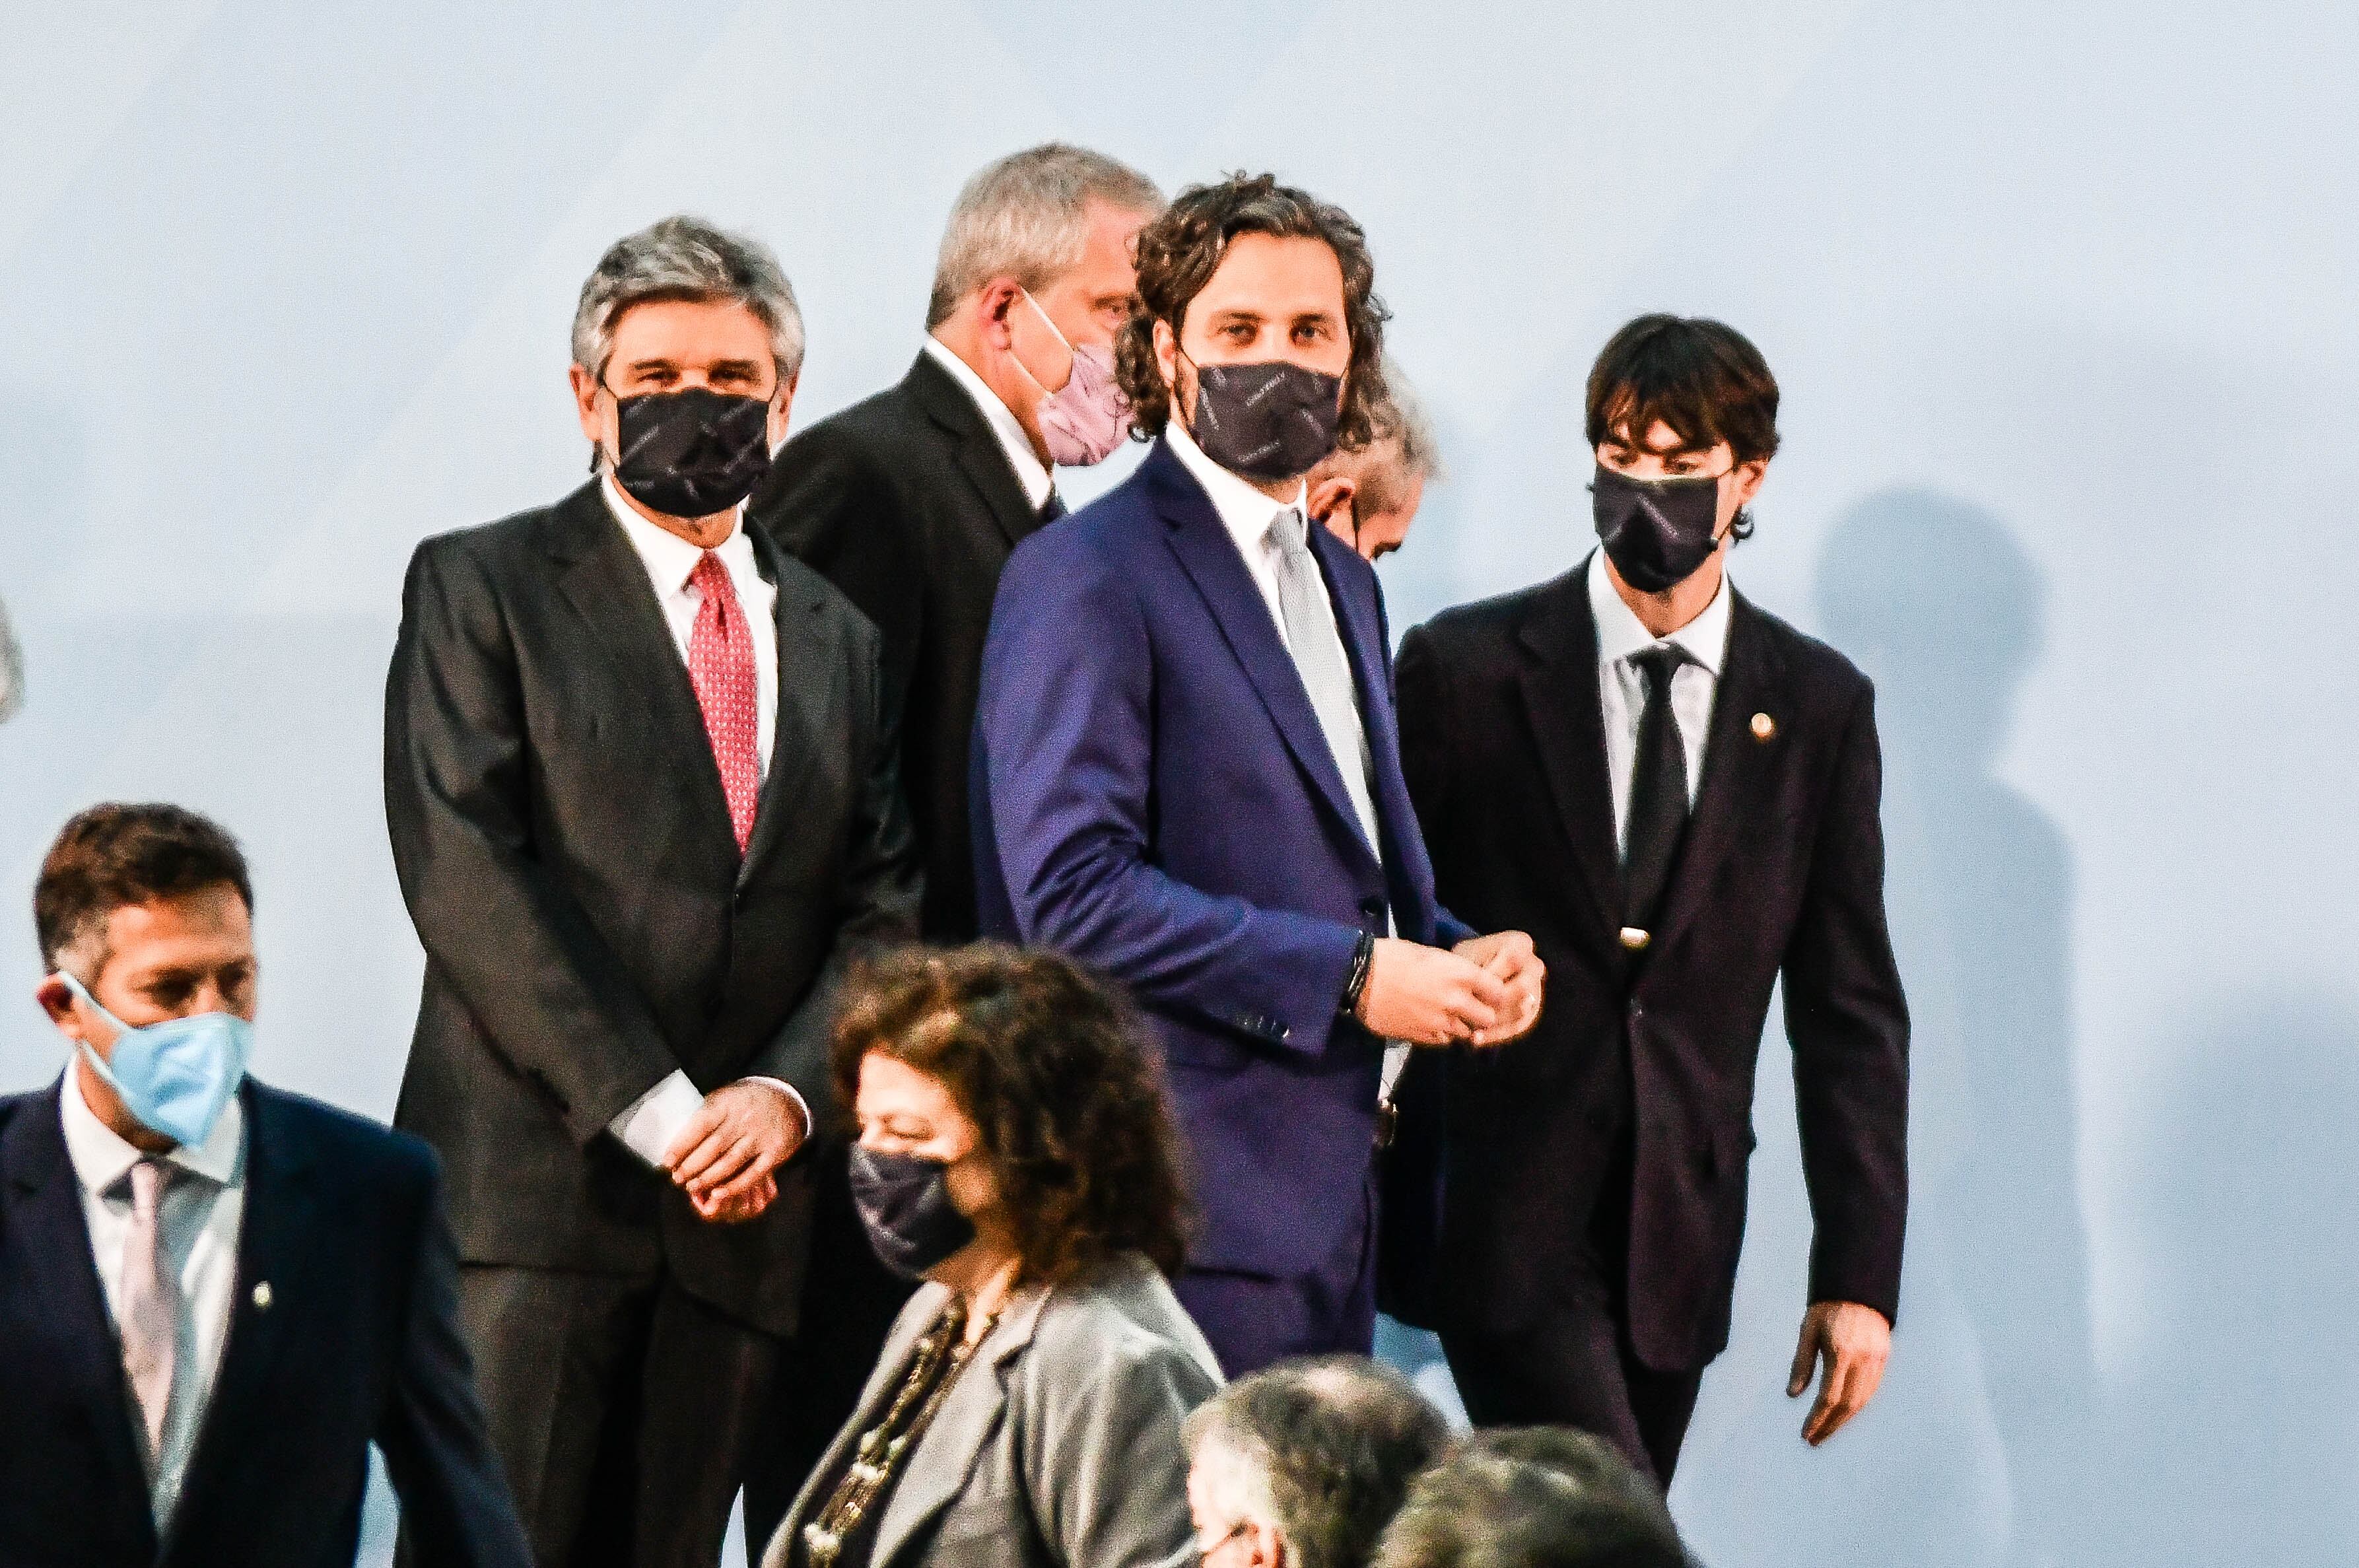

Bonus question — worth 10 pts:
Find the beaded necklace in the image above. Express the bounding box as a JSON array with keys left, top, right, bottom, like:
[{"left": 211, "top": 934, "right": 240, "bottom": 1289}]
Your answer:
[{"left": 801, "top": 1297, "right": 997, "bottom": 1568}]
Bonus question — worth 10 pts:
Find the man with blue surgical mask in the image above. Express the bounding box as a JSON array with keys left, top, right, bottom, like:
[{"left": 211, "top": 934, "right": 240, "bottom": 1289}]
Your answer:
[{"left": 0, "top": 802, "right": 529, "bottom": 1567}]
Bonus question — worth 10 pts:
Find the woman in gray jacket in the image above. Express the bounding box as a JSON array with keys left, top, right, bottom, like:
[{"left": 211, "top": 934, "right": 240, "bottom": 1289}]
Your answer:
[{"left": 765, "top": 944, "right": 1223, "bottom": 1568}]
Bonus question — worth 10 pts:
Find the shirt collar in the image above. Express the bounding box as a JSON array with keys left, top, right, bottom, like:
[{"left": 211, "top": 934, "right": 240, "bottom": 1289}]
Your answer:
[
  {"left": 599, "top": 475, "right": 755, "bottom": 595},
  {"left": 921, "top": 336, "right": 1053, "bottom": 510},
  {"left": 59, "top": 1065, "right": 246, "bottom": 1196},
  {"left": 1586, "top": 548, "right": 1733, "bottom": 676},
  {"left": 1165, "top": 420, "right": 1309, "bottom": 564}
]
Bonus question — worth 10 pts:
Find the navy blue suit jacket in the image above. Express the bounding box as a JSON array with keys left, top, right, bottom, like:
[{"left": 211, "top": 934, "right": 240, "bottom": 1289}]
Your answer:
[
  {"left": 0, "top": 1077, "right": 530, "bottom": 1568},
  {"left": 973, "top": 438, "right": 1470, "bottom": 1277}
]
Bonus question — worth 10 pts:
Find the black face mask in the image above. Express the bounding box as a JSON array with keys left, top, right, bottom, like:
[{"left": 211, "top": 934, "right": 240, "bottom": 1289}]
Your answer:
[
  {"left": 1590, "top": 463, "right": 1724, "bottom": 592},
  {"left": 608, "top": 386, "right": 773, "bottom": 518},
  {"left": 1184, "top": 356, "right": 1344, "bottom": 481},
  {"left": 848, "top": 1144, "right": 977, "bottom": 1281}
]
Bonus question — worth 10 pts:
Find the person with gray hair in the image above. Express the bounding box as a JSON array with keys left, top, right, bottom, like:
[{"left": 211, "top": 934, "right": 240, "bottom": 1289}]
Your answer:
[
  {"left": 1308, "top": 359, "right": 1441, "bottom": 562},
  {"left": 748, "top": 142, "right": 1159, "bottom": 944},
  {"left": 1184, "top": 1357, "right": 1449, "bottom": 1568},
  {"left": 1371, "top": 1428, "right": 1686, "bottom": 1568},
  {"left": 385, "top": 213, "right": 922, "bottom": 1567},
  {"left": 739, "top": 149, "right": 1160, "bottom": 1549}
]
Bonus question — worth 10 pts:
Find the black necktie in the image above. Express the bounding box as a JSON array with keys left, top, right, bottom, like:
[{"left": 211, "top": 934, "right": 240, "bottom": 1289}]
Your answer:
[
  {"left": 1622, "top": 644, "right": 1692, "bottom": 944},
  {"left": 1038, "top": 487, "right": 1067, "bottom": 525}
]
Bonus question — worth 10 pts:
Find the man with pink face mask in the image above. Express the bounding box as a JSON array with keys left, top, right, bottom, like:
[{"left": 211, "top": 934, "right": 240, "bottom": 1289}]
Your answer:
[
  {"left": 749, "top": 143, "right": 1161, "bottom": 947},
  {"left": 737, "top": 143, "right": 1160, "bottom": 1549}
]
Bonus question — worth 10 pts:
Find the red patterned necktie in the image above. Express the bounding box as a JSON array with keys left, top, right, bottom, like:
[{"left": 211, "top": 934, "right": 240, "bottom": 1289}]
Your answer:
[{"left": 685, "top": 551, "right": 761, "bottom": 852}]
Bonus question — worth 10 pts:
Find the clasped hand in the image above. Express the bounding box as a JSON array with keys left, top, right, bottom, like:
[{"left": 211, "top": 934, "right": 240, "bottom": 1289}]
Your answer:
[
  {"left": 1355, "top": 932, "right": 1544, "bottom": 1048},
  {"left": 660, "top": 1081, "right": 805, "bottom": 1224}
]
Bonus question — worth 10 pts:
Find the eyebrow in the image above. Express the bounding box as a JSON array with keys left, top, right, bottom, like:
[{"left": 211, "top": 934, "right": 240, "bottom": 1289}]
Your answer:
[{"left": 1603, "top": 432, "right": 1709, "bottom": 459}]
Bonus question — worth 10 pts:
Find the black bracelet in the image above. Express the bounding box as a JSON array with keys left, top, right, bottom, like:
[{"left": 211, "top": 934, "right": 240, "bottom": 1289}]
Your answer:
[{"left": 1339, "top": 929, "right": 1377, "bottom": 1017}]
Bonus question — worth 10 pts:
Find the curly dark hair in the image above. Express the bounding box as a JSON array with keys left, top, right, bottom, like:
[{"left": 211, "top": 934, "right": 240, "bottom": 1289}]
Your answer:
[
  {"left": 830, "top": 944, "right": 1192, "bottom": 1283},
  {"left": 1114, "top": 172, "right": 1391, "bottom": 451}
]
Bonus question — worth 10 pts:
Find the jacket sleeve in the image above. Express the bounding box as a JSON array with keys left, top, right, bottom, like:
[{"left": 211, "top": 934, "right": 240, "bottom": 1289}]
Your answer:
[
  {"left": 749, "top": 627, "right": 923, "bottom": 1135},
  {"left": 1018, "top": 1324, "right": 1220, "bottom": 1568},
  {"left": 974, "top": 535, "right": 1362, "bottom": 1055},
  {"left": 757, "top": 426, "right": 922, "bottom": 704},
  {"left": 384, "top": 537, "right": 679, "bottom": 1144},
  {"left": 375, "top": 1152, "right": 535, "bottom": 1568},
  {"left": 1394, "top": 625, "right": 1477, "bottom": 947},
  {"left": 1780, "top": 682, "right": 1911, "bottom": 1322}
]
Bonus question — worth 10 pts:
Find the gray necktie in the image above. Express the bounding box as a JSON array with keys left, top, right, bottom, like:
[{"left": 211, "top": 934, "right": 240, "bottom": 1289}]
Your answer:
[
  {"left": 1272, "top": 506, "right": 1379, "bottom": 852},
  {"left": 120, "top": 1157, "right": 179, "bottom": 1469}
]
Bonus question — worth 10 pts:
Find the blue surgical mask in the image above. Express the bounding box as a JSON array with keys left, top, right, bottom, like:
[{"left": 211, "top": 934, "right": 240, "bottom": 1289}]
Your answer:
[{"left": 59, "top": 972, "right": 252, "bottom": 1147}]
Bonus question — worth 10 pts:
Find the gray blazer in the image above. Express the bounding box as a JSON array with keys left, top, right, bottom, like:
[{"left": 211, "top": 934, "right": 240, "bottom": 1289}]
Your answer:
[{"left": 761, "top": 1253, "right": 1222, "bottom": 1568}]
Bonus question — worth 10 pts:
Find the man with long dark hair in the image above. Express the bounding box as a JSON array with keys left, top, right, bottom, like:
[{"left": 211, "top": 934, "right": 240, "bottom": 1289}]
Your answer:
[{"left": 972, "top": 174, "right": 1544, "bottom": 1376}]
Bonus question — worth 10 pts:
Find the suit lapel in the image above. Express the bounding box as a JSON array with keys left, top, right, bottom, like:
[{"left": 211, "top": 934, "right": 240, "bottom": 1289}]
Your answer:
[
  {"left": 868, "top": 1283, "right": 1050, "bottom": 1567},
  {"left": 1149, "top": 443, "right": 1383, "bottom": 877},
  {"left": 1, "top": 1080, "right": 157, "bottom": 1559},
  {"left": 547, "top": 483, "right": 738, "bottom": 853},
  {"left": 737, "top": 527, "right": 833, "bottom": 883},
  {"left": 165, "top": 1085, "right": 322, "bottom": 1561},
  {"left": 908, "top": 351, "right": 1043, "bottom": 549},
  {"left": 1652, "top": 592, "right": 1785, "bottom": 953},
  {"left": 1513, "top": 567, "right": 1624, "bottom": 938}
]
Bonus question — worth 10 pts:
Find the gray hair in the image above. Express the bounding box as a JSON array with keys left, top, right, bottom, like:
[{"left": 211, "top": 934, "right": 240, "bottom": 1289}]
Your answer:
[
  {"left": 1317, "top": 355, "right": 1441, "bottom": 508},
  {"left": 1373, "top": 1428, "right": 1686, "bottom": 1568},
  {"left": 1183, "top": 1357, "right": 1449, "bottom": 1568},
  {"left": 926, "top": 143, "right": 1163, "bottom": 327},
  {"left": 572, "top": 215, "right": 805, "bottom": 386}
]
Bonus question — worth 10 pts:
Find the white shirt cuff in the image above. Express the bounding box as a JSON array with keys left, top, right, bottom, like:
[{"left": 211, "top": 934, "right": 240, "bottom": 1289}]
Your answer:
[{"left": 606, "top": 1071, "right": 813, "bottom": 1169}]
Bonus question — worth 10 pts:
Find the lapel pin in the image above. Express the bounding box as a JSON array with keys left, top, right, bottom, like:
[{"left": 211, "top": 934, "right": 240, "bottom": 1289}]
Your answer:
[
  {"left": 1750, "top": 712, "right": 1776, "bottom": 741},
  {"left": 252, "top": 1281, "right": 273, "bottom": 1312}
]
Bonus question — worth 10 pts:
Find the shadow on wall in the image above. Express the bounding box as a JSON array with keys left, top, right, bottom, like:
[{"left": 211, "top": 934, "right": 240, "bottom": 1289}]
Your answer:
[
  {"left": 2090, "top": 993, "right": 2359, "bottom": 1568},
  {"left": 1814, "top": 491, "right": 2101, "bottom": 1568}
]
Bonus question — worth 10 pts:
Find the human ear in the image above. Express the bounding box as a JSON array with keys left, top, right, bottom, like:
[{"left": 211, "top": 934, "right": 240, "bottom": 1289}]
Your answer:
[
  {"left": 569, "top": 362, "right": 609, "bottom": 459},
  {"left": 1307, "top": 475, "right": 1356, "bottom": 528}
]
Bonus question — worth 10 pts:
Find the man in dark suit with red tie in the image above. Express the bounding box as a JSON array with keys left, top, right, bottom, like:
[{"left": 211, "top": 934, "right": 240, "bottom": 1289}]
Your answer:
[
  {"left": 1395, "top": 316, "right": 1909, "bottom": 1488},
  {"left": 383, "top": 216, "right": 919, "bottom": 1567}
]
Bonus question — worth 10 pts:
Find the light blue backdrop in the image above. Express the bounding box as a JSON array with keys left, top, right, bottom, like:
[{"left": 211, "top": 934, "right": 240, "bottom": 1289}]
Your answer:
[{"left": 4, "top": 3, "right": 2354, "bottom": 1563}]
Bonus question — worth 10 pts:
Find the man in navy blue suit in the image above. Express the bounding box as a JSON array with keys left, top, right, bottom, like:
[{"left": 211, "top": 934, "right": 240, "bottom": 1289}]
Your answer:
[
  {"left": 972, "top": 174, "right": 1545, "bottom": 1375},
  {"left": 0, "top": 803, "right": 529, "bottom": 1568}
]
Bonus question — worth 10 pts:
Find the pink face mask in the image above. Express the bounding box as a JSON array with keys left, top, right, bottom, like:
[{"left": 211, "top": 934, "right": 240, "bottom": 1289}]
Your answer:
[{"left": 1020, "top": 292, "right": 1132, "bottom": 467}]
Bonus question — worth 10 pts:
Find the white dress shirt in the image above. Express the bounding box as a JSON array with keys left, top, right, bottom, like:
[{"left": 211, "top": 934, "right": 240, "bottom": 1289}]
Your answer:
[
  {"left": 598, "top": 478, "right": 807, "bottom": 1163},
  {"left": 922, "top": 336, "right": 1054, "bottom": 510},
  {"left": 61, "top": 1071, "right": 245, "bottom": 1528},
  {"left": 1588, "top": 549, "right": 1733, "bottom": 852},
  {"left": 601, "top": 476, "right": 779, "bottom": 776},
  {"left": 1167, "top": 421, "right": 1379, "bottom": 841}
]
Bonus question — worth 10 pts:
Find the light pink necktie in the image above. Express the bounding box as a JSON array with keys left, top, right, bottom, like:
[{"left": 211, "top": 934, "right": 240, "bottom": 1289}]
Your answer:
[
  {"left": 686, "top": 551, "right": 762, "bottom": 853},
  {"left": 120, "top": 1158, "right": 178, "bottom": 1467}
]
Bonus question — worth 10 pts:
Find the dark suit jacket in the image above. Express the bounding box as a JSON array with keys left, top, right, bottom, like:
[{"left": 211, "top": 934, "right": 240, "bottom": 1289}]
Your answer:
[
  {"left": 1396, "top": 557, "right": 1909, "bottom": 1370},
  {"left": 384, "top": 481, "right": 921, "bottom": 1335},
  {"left": 0, "top": 1078, "right": 530, "bottom": 1568},
  {"left": 973, "top": 438, "right": 1472, "bottom": 1278},
  {"left": 749, "top": 351, "right": 1047, "bottom": 943}
]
